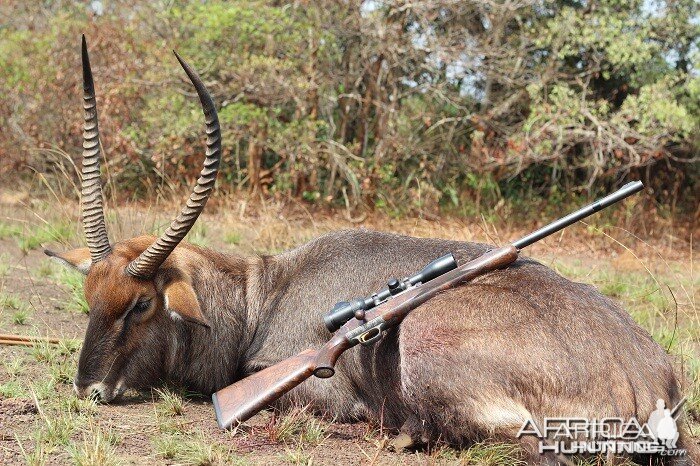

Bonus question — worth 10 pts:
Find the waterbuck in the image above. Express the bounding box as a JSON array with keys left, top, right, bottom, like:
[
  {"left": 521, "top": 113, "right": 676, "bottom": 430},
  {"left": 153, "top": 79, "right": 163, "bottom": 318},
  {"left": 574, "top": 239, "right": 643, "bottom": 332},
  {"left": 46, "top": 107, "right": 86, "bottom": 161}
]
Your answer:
[{"left": 46, "top": 38, "right": 692, "bottom": 464}]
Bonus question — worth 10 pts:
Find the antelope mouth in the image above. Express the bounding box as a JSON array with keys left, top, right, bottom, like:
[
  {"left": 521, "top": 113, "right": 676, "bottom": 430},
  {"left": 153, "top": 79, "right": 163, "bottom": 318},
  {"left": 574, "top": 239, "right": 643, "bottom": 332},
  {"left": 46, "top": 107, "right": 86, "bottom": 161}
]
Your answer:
[{"left": 74, "top": 380, "right": 127, "bottom": 403}]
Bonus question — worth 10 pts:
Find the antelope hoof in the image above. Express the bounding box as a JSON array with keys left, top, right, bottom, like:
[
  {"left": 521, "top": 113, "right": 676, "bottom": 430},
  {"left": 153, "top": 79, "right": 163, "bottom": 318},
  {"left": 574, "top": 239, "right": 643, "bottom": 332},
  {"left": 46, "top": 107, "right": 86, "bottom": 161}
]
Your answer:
[{"left": 387, "top": 432, "right": 415, "bottom": 452}]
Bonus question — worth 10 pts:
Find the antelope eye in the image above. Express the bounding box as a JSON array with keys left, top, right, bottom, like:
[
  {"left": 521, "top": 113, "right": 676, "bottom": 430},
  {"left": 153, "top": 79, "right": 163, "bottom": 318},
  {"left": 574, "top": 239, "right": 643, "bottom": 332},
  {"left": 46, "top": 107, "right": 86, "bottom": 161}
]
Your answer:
[{"left": 130, "top": 299, "right": 151, "bottom": 315}]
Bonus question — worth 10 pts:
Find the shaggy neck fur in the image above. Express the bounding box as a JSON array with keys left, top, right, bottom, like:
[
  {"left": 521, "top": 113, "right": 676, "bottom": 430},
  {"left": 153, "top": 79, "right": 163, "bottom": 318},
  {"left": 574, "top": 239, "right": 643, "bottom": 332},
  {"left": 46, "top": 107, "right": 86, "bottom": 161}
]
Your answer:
[{"left": 162, "top": 245, "right": 295, "bottom": 395}]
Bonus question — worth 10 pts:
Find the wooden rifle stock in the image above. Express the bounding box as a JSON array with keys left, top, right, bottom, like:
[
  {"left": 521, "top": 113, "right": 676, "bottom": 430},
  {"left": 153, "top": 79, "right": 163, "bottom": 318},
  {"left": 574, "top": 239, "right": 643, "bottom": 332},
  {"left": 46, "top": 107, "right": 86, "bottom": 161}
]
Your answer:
[
  {"left": 212, "top": 349, "right": 318, "bottom": 429},
  {"left": 213, "top": 333, "right": 353, "bottom": 429}
]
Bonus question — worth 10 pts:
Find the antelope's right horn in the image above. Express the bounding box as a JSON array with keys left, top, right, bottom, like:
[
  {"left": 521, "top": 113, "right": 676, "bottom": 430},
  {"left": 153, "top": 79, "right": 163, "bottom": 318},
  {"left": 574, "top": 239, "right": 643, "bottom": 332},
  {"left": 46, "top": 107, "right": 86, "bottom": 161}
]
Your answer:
[{"left": 125, "top": 52, "right": 222, "bottom": 279}]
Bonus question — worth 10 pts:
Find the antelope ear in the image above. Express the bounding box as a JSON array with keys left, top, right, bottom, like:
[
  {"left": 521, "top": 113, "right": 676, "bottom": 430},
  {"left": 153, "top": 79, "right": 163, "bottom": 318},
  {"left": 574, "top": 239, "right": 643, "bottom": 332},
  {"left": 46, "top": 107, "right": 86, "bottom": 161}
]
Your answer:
[
  {"left": 163, "top": 279, "right": 210, "bottom": 328},
  {"left": 44, "top": 248, "right": 92, "bottom": 275}
]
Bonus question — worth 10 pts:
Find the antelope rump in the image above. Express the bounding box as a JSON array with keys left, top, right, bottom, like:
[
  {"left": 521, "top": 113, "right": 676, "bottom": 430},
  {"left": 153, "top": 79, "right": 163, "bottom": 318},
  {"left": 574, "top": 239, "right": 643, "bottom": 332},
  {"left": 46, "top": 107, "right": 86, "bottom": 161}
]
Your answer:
[{"left": 45, "top": 37, "right": 693, "bottom": 464}]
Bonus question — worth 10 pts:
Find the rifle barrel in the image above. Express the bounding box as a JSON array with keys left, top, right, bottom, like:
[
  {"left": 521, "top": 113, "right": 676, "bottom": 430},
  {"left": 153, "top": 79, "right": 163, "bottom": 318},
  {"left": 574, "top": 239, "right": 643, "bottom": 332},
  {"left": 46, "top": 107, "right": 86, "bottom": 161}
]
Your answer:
[{"left": 512, "top": 181, "right": 644, "bottom": 250}]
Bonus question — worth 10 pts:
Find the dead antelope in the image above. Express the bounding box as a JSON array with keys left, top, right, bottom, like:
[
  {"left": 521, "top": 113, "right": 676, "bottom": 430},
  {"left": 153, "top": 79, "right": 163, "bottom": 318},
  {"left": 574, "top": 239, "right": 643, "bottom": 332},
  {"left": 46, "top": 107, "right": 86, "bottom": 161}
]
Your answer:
[{"left": 47, "top": 37, "right": 693, "bottom": 464}]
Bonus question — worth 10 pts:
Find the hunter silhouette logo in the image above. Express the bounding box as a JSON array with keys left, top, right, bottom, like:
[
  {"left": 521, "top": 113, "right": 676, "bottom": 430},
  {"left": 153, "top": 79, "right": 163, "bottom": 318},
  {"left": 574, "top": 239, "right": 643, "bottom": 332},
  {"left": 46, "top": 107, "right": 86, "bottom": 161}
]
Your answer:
[
  {"left": 517, "top": 398, "right": 687, "bottom": 457},
  {"left": 647, "top": 399, "right": 679, "bottom": 448}
]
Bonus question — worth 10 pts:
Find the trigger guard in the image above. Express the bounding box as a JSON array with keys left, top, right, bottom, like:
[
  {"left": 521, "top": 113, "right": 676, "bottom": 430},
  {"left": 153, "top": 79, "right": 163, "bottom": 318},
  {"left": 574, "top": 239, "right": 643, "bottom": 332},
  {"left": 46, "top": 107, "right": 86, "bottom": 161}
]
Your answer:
[{"left": 359, "top": 330, "right": 383, "bottom": 346}]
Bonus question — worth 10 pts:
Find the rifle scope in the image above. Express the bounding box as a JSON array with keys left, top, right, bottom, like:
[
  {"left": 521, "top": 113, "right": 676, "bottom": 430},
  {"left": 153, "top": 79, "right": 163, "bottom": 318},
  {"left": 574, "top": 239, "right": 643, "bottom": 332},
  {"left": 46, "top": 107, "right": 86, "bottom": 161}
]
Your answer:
[{"left": 323, "top": 253, "right": 457, "bottom": 332}]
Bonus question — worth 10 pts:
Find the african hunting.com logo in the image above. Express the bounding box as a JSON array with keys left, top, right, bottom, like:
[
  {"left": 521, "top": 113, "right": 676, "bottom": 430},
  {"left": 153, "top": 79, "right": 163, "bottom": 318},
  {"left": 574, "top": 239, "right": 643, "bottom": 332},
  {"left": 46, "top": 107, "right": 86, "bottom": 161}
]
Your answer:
[{"left": 517, "top": 399, "right": 686, "bottom": 457}]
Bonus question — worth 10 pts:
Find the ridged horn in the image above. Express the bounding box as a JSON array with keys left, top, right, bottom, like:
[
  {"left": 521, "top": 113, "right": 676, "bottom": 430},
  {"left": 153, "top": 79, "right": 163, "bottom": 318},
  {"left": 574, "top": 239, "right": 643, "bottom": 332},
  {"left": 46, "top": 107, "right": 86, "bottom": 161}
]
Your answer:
[
  {"left": 125, "top": 52, "right": 221, "bottom": 279},
  {"left": 81, "top": 35, "right": 111, "bottom": 262}
]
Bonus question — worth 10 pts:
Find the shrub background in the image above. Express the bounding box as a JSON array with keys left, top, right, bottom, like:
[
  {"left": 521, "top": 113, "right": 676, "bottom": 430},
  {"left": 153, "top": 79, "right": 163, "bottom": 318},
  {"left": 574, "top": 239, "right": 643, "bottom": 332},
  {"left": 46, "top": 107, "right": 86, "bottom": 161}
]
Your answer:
[{"left": 1, "top": 0, "right": 697, "bottom": 219}]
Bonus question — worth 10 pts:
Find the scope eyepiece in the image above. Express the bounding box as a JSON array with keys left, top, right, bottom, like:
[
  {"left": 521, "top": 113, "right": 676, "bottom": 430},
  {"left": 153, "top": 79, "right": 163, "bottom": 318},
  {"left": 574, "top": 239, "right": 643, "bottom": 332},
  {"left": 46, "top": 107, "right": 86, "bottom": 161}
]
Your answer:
[{"left": 323, "top": 299, "right": 368, "bottom": 332}]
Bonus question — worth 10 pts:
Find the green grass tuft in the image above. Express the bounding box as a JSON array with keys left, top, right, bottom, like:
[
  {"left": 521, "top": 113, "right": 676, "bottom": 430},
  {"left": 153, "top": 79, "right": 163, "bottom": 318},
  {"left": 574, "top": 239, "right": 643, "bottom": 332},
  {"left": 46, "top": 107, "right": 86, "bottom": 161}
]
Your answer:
[
  {"left": 0, "top": 221, "right": 22, "bottom": 240},
  {"left": 432, "top": 441, "right": 525, "bottom": 465},
  {"left": 32, "top": 339, "right": 79, "bottom": 386},
  {"left": 58, "top": 338, "right": 81, "bottom": 355},
  {"left": 684, "top": 353, "right": 700, "bottom": 421},
  {"left": 12, "top": 308, "right": 29, "bottom": 324},
  {"left": 152, "top": 432, "right": 243, "bottom": 465},
  {"left": 1, "top": 292, "right": 30, "bottom": 312},
  {"left": 32, "top": 340, "right": 63, "bottom": 364},
  {"left": 280, "top": 445, "right": 312, "bottom": 465},
  {"left": 0, "top": 380, "right": 27, "bottom": 398},
  {"left": 0, "top": 253, "right": 12, "bottom": 277},
  {"left": 60, "top": 394, "right": 99, "bottom": 417},
  {"left": 16, "top": 434, "right": 49, "bottom": 466},
  {"left": 31, "top": 379, "right": 58, "bottom": 402},
  {"left": 55, "top": 267, "right": 89, "bottom": 313},
  {"left": 68, "top": 427, "right": 122, "bottom": 466},
  {"left": 268, "top": 407, "right": 328, "bottom": 446},
  {"left": 3, "top": 357, "right": 25, "bottom": 378},
  {"left": 1, "top": 292, "right": 32, "bottom": 324},
  {"left": 155, "top": 387, "right": 185, "bottom": 417},
  {"left": 224, "top": 231, "right": 242, "bottom": 245},
  {"left": 48, "top": 354, "right": 76, "bottom": 385},
  {"left": 36, "top": 413, "right": 78, "bottom": 448},
  {"left": 34, "top": 261, "right": 57, "bottom": 279}
]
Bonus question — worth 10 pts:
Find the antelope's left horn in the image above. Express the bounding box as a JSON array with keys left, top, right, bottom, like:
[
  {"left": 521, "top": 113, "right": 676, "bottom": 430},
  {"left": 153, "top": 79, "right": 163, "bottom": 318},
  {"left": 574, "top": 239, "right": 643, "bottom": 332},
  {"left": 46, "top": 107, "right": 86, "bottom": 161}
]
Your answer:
[
  {"left": 81, "top": 35, "right": 112, "bottom": 263},
  {"left": 126, "top": 52, "right": 221, "bottom": 279}
]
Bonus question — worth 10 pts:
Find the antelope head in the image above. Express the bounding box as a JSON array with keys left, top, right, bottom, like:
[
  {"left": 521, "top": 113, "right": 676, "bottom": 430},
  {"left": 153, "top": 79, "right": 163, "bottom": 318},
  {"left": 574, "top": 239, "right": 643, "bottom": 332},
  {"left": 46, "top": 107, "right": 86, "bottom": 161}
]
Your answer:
[{"left": 45, "top": 36, "right": 222, "bottom": 401}]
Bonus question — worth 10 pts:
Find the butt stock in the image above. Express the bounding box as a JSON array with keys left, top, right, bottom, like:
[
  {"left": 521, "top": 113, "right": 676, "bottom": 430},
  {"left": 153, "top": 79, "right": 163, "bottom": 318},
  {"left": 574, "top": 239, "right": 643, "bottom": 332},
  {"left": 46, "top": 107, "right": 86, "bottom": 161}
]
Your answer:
[{"left": 213, "top": 349, "right": 317, "bottom": 429}]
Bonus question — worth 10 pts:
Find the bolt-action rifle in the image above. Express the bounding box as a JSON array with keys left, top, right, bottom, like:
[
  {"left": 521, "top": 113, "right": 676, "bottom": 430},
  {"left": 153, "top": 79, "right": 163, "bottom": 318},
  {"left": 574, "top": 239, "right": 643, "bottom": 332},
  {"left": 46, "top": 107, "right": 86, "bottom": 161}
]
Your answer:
[{"left": 212, "top": 181, "right": 644, "bottom": 429}]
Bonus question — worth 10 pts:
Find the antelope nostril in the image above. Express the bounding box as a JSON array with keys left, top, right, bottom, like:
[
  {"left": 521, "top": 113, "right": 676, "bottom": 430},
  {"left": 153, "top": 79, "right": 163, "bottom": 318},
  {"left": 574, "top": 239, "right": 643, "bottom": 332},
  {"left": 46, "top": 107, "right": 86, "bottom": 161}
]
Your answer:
[{"left": 74, "top": 380, "right": 107, "bottom": 401}]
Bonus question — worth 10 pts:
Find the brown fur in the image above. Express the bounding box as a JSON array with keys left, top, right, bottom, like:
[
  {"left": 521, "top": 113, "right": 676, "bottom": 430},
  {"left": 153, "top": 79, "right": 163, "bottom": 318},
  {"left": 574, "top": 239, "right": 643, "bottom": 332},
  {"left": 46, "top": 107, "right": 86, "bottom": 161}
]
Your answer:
[{"left": 50, "top": 230, "right": 693, "bottom": 464}]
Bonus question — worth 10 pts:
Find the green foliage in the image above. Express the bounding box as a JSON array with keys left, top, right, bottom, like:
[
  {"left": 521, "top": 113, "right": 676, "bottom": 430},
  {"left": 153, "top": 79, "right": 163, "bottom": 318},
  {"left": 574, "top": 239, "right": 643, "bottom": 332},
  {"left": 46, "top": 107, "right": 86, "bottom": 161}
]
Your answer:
[
  {"left": 616, "top": 79, "right": 695, "bottom": 139},
  {"left": 0, "top": 0, "right": 697, "bottom": 216}
]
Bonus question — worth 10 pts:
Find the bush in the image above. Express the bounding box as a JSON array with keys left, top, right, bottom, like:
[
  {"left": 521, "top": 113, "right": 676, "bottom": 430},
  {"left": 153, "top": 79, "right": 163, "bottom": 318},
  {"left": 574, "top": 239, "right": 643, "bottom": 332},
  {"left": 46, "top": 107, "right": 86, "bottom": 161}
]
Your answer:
[{"left": 0, "top": 0, "right": 697, "bottom": 217}]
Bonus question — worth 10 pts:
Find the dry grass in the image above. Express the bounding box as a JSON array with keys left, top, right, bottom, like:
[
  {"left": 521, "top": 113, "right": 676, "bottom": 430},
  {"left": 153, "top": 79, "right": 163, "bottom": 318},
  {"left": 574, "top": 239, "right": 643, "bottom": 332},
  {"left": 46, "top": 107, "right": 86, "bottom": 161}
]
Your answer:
[
  {"left": 152, "top": 431, "right": 243, "bottom": 465},
  {"left": 267, "top": 406, "right": 329, "bottom": 446},
  {"left": 154, "top": 387, "right": 185, "bottom": 417},
  {"left": 430, "top": 441, "right": 526, "bottom": 465},
  {"left": 68, "top": 427, "right": 122, "bottom": 466}
]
